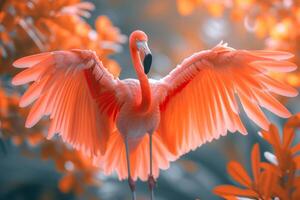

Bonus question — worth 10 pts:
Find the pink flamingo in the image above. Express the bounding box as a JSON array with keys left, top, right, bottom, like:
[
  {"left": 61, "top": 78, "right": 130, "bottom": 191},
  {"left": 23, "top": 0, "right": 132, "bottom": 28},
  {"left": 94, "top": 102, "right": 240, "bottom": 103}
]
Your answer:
[{"left": 12, "top": 30, "right": 298, "bottom": 200}]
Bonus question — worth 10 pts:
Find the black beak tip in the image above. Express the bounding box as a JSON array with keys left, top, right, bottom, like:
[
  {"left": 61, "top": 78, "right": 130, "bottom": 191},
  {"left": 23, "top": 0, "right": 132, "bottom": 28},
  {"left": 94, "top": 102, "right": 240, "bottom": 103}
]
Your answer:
[{"left": 143, "top": 54, "right": 152, "bottom": 74}]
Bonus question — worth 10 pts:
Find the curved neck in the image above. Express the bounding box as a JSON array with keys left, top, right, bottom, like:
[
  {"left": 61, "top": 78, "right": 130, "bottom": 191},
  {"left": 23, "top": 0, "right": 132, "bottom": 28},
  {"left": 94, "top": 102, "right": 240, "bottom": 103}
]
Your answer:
[{"left": 129, "top": 36, "right": 152, "bottom": 113}]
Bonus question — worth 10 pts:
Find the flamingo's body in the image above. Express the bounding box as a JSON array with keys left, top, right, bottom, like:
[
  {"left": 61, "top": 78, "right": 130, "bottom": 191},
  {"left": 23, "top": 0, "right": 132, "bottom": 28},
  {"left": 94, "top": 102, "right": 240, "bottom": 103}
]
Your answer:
[
  {"left": 115, "top": 79, "right": 161, "bottom": 142},
  {"left": 12, "top": 30, "right": 298, "bottom": 199}
]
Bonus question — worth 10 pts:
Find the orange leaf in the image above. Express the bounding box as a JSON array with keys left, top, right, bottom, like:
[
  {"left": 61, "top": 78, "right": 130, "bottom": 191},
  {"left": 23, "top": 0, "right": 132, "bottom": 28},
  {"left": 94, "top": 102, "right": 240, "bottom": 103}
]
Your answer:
[
  {"left": 269, "top": 124, "right": 282, "bottom": 148},
  {"left": 260, "top": 162, "right": 281, "bottom": 176},
  {"left": 213, "top": 185, "right": 258, "bottom": 198},
  {"left": 222, "top": 196, "right": 239, "bottom": 200},
  {"left": 227, "top": 161, "right": 252, "bottom": 188},
  {"left": 283, "top": 127, "right": 295, "bottom": 149},
  {"left": 251, "top": 143, "right": 261, "bottom": 184},
  {"left": 294, "top": 155, "right": 300, "bottom": 170},
  {"left": 273, "top": 183, "right": 289, "bottom": 199},
  {"left": 293, "top": 177, "right": 300, "bottom": 188},
  {"left": 258, "top": 171, "right": 276, "bottom": 199},
  {"left": 291, "top": 143, "right": 300, "bottom": 155},
  {"left": 261, "top": 125, "right": 281, "bottom": 152},
  {"left": 286, "top": 114, "right": 300, "bottom": 128},
  {"left": 292, "top": 189, "right": 300, "bottom": 200},
  {"left": 59, "top": 174, "right": 75, "bottom": 193},
  {"left": 260, "top": 129, "right": 273, "bottom": 144}
]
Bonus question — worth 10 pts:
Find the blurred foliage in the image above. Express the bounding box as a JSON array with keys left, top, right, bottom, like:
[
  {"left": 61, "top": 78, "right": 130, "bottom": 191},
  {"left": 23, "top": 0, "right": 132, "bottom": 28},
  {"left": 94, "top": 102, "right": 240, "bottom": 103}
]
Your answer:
[
  {"left": 0, "top": 0, "right": 300, "bottom": 200},
  {"left": 214, "top": 114, "right": 300, "bottom": 200},
  {"left": 0, "top": 0, "right": 125, "bottom": 197},
  {"left": 0, "top": 0, "right": 125, "bottom": 74},
  {"left": 176, "top": 0, "right": 300, "bottom": 88}
]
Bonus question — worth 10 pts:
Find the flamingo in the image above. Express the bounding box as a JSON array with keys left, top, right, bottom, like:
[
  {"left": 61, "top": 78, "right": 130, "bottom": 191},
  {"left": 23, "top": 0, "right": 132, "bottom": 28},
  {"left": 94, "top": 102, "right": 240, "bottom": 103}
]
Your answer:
[{"left": 12, "top": 30, "right": 298, "bottom": 200}]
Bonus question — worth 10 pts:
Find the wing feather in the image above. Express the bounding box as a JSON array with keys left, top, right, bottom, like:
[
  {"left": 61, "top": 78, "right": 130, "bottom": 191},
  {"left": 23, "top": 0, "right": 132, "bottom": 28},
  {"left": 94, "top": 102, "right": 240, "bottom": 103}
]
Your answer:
[
  {"left": 259, "top": 74, "right": 298, "bottom": 97},
  {"left": 12, "top": 50, "right": 121, "bottom": 155},
  {"left": 158, "top": 46, "right": 298, "bottom": 156},
  {"left": 13, "top": 52, "right": 51, "bottom": 68},
  {"left": 252, "top": 88, "right": 290, "bottom": 118},
  {"left": 250, "top": 60, "right": 297, "bottom": 72},
  {"left": 249, "top": 50, "right": 294, "bottom": 60},
  {"left": 237, "top": 89, "right": 270, "bottom": 130},
  {"left": 19, "top": 75, "right": 50, "bottom": 107},
  {"left": 12, "top": 58, "right": 54, "bottom": 85}
]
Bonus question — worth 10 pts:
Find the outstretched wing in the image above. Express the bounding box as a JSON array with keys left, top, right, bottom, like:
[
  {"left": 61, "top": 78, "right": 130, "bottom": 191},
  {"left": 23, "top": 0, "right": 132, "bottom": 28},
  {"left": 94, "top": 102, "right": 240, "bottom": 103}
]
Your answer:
[
  {"left": 12, "top": 50, "right": 121, "bottom": 155},
  {"left": 158, "top": 44, "right": 298, "bottom": 156}
]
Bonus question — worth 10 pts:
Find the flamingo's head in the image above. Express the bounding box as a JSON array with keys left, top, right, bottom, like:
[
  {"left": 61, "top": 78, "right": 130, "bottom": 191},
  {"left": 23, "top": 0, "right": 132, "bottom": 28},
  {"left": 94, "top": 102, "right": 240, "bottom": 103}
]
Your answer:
[{"left": 130, "top": 30, "right": 152, "bottom": 74}]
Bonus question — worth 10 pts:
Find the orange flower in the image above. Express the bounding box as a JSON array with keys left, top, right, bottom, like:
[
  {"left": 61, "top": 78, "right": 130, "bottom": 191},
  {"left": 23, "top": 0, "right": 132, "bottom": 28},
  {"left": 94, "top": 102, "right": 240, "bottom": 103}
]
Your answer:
[
  {"left": 214, "top": 115, "right": 300, "bottom": 200},
  {"left": 259, "top": 115, "right": 300, "bottom": 199},
  {"left": 214, "top": 144, "right": 276, "bottom": 200}
]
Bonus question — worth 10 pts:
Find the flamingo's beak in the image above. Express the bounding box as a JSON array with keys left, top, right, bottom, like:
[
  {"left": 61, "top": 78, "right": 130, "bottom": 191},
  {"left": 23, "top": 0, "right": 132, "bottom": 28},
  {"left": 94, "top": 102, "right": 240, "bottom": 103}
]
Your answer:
[
  {"left": 137, "top": 41, "right": 152, "bottom": 74},
  {"left": 143, "top": 53, "right": 152, "bottom": 74}
]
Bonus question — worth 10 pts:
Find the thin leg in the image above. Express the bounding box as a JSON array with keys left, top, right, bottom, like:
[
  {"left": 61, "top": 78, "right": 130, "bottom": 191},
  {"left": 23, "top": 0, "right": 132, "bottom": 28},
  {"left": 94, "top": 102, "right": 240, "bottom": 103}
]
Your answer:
[
  {"left": 148, "top": 133, "right": 156, "bottom": 200},
  {"left": 125, "top": 139, "right": 136, "bottom": 200}
]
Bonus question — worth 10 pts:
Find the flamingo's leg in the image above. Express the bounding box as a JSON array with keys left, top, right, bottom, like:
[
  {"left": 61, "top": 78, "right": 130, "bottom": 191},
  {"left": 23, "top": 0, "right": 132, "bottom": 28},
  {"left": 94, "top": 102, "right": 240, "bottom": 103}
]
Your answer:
[
  {"left": 148, "top": 133, "right": 156, "bottom": 200},
  {"left": 125, "top": 138, "right": 136, "bottom": 200}
]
